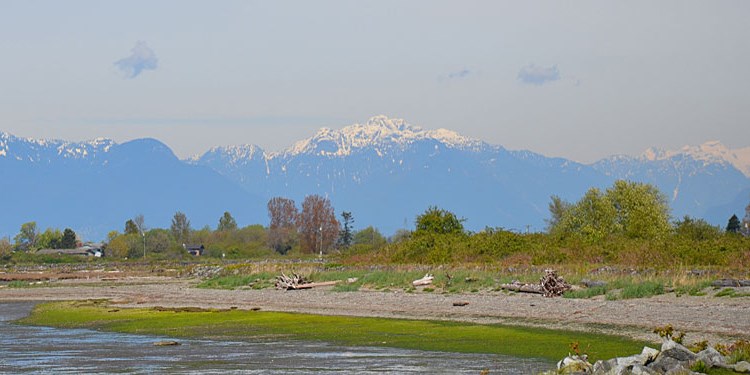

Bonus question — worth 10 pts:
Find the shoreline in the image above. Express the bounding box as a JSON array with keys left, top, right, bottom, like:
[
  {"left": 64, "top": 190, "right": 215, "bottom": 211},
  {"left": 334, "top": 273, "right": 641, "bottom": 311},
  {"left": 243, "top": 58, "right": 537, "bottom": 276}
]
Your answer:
[{"left": 2, "top": 277, "right": 749, "bottom": 345}]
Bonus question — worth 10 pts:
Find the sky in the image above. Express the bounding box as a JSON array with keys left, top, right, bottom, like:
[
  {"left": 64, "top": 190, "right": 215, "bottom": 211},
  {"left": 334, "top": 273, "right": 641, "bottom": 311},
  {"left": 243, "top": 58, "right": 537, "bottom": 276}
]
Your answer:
[{"left": 1, "top": 1, "right": 749, "bottom": 163}]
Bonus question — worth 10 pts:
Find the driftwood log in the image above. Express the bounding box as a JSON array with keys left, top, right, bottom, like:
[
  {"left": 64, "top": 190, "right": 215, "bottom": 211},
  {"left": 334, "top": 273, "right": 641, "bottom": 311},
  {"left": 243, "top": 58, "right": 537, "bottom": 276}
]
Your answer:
[
  {"left": 499, "top": 281, "right": 544, "bottom": 294},
  {"left": 275, "top": 273, "right": 345, "bottom": 290},
  {"left": 499, "top": 269, "right": 571, "bottom": 297},
  {"left": 412, "top": 273, "right": 434, "bottom": 286},
  {"left": 712, "top": 279, "right": 750, "bottom": 287},
  {"left": 275, "top": 273, "right": 309, "bottom": 290}
]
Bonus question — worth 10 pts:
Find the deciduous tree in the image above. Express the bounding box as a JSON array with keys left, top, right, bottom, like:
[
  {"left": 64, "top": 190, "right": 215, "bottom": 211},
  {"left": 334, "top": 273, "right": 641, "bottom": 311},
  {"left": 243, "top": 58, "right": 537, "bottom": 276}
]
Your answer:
[
  {"left": 298, "top": 195, "right": 339, "bottom": 254},
  {"left": 415, "top": 206, "right": 465, "bottom": 235},
  {"left": 267, "top": 197, "right": 299, "bottom": 254},
  {"left": 607, "top": 180, "right": 670, "bottom": 239},
  {"left": 133, "top": 214, "right": 146, "bottom": 234},
  {"left": 37, "top": 228, "right": 62, "bottom": 249},
  {"left": 170, "top": 211, "right": 191, "bottom": 244},
  {"left": 353, "top": 226, "right": 387, "bottom": 249},
  {"left": 14, "top": 222, "right": 38, "bottom": 251},
  {"left": 125, "top": 220, "right": 139, "bottom": 235},
  {"left": 550, "top": 180, "right": 671, "bottom": 242},
  {"left": 546, "top": 195, "right": 571, "bottom": 231}
]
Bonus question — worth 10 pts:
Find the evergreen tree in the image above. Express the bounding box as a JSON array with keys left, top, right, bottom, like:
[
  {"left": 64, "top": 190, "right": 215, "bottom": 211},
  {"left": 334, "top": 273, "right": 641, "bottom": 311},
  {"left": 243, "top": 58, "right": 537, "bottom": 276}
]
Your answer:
[
  {"left": 217, "top": 211, "right": 238, "bottom": 232},
  {"left": 727, "top": 214, "right": 741, "bottom": 233},
  {"left": 338, "top": 211, "right": 354, "bottom": 248},
  {"left": 61, "top": 228, "right": 77, "bottom": 249}
]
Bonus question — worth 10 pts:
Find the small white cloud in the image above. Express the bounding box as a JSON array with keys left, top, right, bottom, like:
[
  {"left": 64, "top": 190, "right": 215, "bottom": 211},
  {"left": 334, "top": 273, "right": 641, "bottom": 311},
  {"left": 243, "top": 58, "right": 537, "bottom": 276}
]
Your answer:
[
  {"left": 517, "top": 64, "right": 560, "bottom": 85},
  {"left": 114, "top": 41, "right": 158, "bottom": 79}
]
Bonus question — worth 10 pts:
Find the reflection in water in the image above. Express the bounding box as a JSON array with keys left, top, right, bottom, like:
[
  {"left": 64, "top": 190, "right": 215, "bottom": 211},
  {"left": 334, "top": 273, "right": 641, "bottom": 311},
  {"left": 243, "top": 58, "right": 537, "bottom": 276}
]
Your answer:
[{"left": 0, "top": 302, "right": 551, "bottom": 374}]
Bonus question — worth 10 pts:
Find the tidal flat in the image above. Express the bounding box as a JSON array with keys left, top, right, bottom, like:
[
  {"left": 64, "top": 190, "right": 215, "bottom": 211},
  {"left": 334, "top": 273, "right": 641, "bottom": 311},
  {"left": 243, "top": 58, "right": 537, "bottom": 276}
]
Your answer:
[{"left": 19, "top": 300, "right": 649, "bottom": 362}]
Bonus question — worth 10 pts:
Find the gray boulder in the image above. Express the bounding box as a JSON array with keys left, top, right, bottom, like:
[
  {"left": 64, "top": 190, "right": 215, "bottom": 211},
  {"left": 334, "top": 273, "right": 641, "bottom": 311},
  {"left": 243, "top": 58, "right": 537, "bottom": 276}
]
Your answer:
[
  {"left": 664, "top": 366, "right": 700, "bottom": 375},
  {"left": 695, "top": 347, "right": 725, "bottom": 368},
  {"left": 630, "top": 365, "right": 658, "bottom": 375},
  {"left": 733, "top": 361, "right": 750, "bottom": 373},
  {"left": 648, "top": 340, "right": 697, "bottom": 373}
]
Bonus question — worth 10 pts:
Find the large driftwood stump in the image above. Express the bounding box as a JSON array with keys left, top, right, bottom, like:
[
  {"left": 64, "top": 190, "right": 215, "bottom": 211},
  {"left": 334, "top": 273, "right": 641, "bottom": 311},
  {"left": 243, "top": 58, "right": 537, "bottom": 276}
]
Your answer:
[
  {"left": 275, "top": 273, "right": 309, "bottom": 290},
  {"left": 499, "top": 269, "right": 571, "bottom": 297},
  {"left": 275, "top": 273, "right": 344, "bottom": 290},
  {"left": 540, "top": 269, "right": 571, "bottom": 297}
]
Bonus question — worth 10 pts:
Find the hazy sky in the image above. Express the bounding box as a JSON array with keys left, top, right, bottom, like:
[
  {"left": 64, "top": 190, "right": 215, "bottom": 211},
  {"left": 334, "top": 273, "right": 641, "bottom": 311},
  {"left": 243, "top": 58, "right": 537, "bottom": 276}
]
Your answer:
[{"left": 1, "top": 1, "right": 748, "bottom": 162}]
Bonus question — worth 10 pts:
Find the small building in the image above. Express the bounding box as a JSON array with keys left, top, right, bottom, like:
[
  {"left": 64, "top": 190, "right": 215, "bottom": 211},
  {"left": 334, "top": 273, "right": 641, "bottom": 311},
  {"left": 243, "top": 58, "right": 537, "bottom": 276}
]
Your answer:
[
  {"left": 35, "top": 246, "right": 101, "bottom": 257},
  {"left": 184, "top": 244, "right": 205, "bottom": 256}
]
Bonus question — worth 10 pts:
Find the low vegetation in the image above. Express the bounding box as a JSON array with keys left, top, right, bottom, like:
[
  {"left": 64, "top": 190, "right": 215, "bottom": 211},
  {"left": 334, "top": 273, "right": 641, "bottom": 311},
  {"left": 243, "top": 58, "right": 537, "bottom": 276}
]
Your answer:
[{"left": 19, "top": 300, "right": 650, "bottom": 362}]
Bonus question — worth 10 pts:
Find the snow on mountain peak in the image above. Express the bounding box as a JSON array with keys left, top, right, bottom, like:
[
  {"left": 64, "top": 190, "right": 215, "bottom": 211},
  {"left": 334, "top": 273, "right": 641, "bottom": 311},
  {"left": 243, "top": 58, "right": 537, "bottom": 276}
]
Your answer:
[
  {"left": 0, "top": 131, "right": 117, "bottom": 161},
  {"left": 640, "top": 141, "right": 750, "bottom": 177},
  {"left": 205, "top": 144, "right": 265, "bottom": 164},
  {"left": 282, "top": 115, "right": 482, "bottom": 157}
]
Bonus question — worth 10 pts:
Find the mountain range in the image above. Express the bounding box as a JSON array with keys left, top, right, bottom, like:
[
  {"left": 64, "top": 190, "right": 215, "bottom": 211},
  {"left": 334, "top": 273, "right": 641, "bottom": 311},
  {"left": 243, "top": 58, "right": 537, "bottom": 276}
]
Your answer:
[{"left": 2, "top": 115, "right": 749, "bottom": 241}]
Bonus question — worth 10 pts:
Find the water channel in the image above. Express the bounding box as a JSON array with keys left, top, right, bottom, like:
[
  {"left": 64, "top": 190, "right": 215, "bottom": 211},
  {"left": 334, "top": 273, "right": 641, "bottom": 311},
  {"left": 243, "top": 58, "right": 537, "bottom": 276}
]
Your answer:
[{"left": 0, "top": 302, "right": 552, "bottom": 374}]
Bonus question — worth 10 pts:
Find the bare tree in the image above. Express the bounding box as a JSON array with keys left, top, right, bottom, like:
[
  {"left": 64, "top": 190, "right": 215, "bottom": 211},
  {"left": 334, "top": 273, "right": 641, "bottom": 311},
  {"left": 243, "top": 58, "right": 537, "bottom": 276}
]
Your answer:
[
  {"left": 298, "top": 195, "right": 339, "bottom": 254},
  {"left": 171, "top": 211, "right": 191, "bottom": 244},
  {"left": 133, "top": 214, "right": 146, "bottom": 234},
  {"left": 133, "top": 214, "right": 146, "bottom": 257},
  {"left": 267, "top": 197, "right": 299, "bottom": 254}
]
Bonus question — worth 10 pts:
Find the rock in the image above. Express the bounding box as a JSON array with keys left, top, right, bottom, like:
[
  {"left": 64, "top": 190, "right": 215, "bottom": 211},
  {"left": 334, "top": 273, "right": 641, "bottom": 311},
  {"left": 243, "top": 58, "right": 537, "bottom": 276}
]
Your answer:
[
  {"left": 733, "top": 361, "right": 750, "bottom": 373},
  {"left": 630, "top": 365, "right": 658, "bottom": 375},
  {"left": 641, "top": 346, "right": 660, "bottom": 364},
  {"left": 581, "top": 279, "right": 607, "bottom": 288},
  {"left": 558, "top": 354, "right": 593, "bottom": 373},
  {"left": 664, "top": 366, "right": 700, "bottom": 375},
  {"left": 592, "top": 359, "right": 616, "bottom": 373},
  {"left": 695, "top": 347, "right": 725, "bottom": 368},
  {"left": 648, "top": 340, "right": 697, "bottom": 373},
  {"left": 616, "top": 354, "right": 647, "bottom": 368}
]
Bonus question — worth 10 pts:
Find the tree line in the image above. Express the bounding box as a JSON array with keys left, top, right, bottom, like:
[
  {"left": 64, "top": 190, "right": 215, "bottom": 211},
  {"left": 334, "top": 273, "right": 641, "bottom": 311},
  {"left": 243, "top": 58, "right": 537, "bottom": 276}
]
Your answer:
[
  {"left": 97, "top": 194, "right": 384, "bottom": 260},
  {"left": 4, "top": 180, "right": 750, "bottom": 266}
]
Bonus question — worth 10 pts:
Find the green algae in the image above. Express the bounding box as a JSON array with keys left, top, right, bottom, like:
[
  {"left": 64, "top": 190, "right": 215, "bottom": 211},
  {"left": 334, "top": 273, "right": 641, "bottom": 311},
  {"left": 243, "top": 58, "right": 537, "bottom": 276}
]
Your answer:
[{"left": 19, "top": 300, "right": 650, "bottom": 362}]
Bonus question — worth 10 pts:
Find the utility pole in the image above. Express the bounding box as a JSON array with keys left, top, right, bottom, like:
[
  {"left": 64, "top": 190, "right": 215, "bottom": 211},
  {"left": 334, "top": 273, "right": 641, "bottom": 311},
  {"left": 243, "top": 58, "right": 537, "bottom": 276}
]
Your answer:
[
  {"left": 318, "top": 225, "right": 323, "bottom": 259},
  {"left": 141, "top": 231, "right": 146, "bottom": 258}
]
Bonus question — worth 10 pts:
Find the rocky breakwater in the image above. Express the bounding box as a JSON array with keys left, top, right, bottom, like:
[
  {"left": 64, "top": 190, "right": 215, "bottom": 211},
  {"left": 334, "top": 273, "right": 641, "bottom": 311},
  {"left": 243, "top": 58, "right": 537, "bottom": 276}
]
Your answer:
[{"left": 548, "top": 340, "right": 750, "bottom": 374}]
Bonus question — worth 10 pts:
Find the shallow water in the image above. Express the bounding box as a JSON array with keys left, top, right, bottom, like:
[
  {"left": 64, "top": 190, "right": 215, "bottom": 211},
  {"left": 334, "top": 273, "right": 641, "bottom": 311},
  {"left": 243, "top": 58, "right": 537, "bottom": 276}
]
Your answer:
[{"left": 0, "top": 302, "right": 552, "bottom": 374}]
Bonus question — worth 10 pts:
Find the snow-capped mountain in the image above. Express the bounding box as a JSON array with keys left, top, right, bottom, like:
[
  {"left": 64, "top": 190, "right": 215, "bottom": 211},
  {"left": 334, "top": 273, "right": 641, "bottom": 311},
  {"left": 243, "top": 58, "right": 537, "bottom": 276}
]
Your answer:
[
  {"left": 0, "top": 135, "right": 264, "bottom": 240},
  {"left": 278, "top": 115, "right": 485, "bottom": 158},
  {"left": 2, "top": 116, "right": 748, "bottom": 240},
  {"left": 642, "top": 141, "right": 750, "bottom": 178},
  {"left": 0, "top": 131, "right": 115, "bottom": 163}
]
